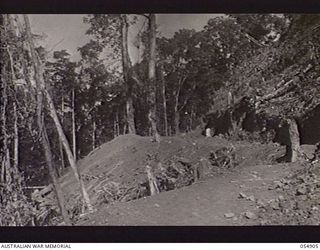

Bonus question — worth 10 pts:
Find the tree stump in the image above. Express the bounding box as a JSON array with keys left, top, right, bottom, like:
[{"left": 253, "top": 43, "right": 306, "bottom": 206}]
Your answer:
[
  {"left": 195, "top": 157, "right": 212, "bottom": 180},
  {"left": 145, "top": 164, "right": 159, "bottom": 196},
  {"left": 287, "top": 118, "right": 300, "bottom": 162}
]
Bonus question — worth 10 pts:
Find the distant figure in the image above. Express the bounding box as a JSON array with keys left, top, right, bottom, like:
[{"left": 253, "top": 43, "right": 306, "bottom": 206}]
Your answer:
[{"left": 205, "top": 128, "right": 212, "bottom": 137}]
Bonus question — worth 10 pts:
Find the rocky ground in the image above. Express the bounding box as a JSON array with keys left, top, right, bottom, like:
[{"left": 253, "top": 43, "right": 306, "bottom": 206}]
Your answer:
[{"left": 258, "top": 160, "right": 320, "bottom": 225}]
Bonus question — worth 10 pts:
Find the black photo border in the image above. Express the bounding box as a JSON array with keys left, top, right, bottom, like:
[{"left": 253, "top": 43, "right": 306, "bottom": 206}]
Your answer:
[{"left": 1, "top": 0, "right": 320, "bottom": 243}]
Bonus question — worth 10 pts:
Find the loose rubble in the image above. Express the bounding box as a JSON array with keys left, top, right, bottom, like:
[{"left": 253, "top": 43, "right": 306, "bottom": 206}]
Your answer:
[{"left": 258, "top": 161, "right": 320, "bottom": 225}]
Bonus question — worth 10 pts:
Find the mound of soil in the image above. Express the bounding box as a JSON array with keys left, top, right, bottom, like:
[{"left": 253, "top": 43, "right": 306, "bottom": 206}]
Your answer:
[
  {"left": 58, "top": 133, "right": 284, "bottom": 221},
  {"left": 77, "top": 161, "right": 303, "bottom": 226}
]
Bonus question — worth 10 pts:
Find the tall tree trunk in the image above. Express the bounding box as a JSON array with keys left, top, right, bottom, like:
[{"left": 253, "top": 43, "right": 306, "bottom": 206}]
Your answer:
[
  {"left": 174, "top": 107, "right": 180, "bottom": 135},
  {"left": 17, "top": 15, "right": 72, "bottom": 224},
  {"left": 113, "top": 118, "right": 117, "bottom": 138},
  {"left": 4, "top": 135, "right": 11, "bottom": 186},
  {"left": 1, "top": 64, "right": 10, "bottom": 184},
  {"left": 120, "top": 14, "right": 136, "bottom": 134},
  {"left": 136, "top": 32, "right": 143, "bottom": 64},
  {"left": 43, "top": 71, "right": 93, "bottom": 213},
  {"left": 168, "top": 126, "right": 172, "bottom": 137},
  {"left": 126, "top": 97, "right": 135, "bottom": 134},
  {"left": 92, "top": 118, "right": 96, "bottom": 150},
  {"left": 1, "top": 16, "right": 7, "bottom": 184},
  {"left": 115, "top": 110, "right": 120, "bottom": 137},
  {"left": 71, "top": 88, "right": 77, "bottom": 161},
  {"left": 174, "top": 86, "right": 181, "bottom": 135},
  {"left": 123, "top": 123, "right": 127, "bottom": 135},
  {"left": 23, "top": 14, "right": 93, "bottom": 212},
  {"left": 13, "top": 102, "right": 19, "bottom": 171},
  {"left": 173, "top": 76, "right": 186, "bottom": 135},
  {"left": 227, "top": 91, "right": 233, "bottom": 106},
  {"left": 288, "top": 118, "right": 300, "bottom": 162},
  {"left": 189, "top": 105, "right": 194, "bottom": 132},
  {"left": 159, "top": 64, "right": 168, "bottom": 136},
  {"left": 58, "top": 139, "right": 64, "bottom": 176},
  {"left": 2, "top": 30, "right": 12, "bottom": 185},
  {"left": 148, "top": 14, "right": 160, "bottom": 142},
  {"left": 38, "top": 112, "right": 72, "bottom": 225},
  {"left": 6, "top": 33, "right": 19, "bottom": 174},
  {"left": 59, "top": 97, "right": 65, "bottom": 175}
]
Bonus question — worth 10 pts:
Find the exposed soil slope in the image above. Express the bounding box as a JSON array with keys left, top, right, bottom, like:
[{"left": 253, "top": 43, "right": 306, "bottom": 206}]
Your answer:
[
  {"left": 77, "top": 161, "right": 303, "bottom": 225},
  {"left": 57, "top": 133, "right": 288, "bottom": 225}
]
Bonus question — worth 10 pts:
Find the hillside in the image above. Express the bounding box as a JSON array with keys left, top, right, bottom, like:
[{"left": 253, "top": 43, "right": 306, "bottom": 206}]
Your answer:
[
  {"left": 51, "top": 132, "right": 319, "bottom": 226},
  {"left": 53, "top": 133, "right": 285, "bottom": 224},
  {"left": 77, "top": 161, "right": 304, "bottom": 226}
]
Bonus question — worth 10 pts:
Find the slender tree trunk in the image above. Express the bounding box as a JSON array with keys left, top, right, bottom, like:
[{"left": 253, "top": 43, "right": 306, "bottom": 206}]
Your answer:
[
  {"left": 115, "top": 111, "right": 120, "bottom": 136},
  {"left": 136, "top": 32, "right": 143, "bottom": 64},
  {"left": 2, "top": 29, "right": 11, "bottom": 186},
  {"left": 189, "top": 106, "right": 194, "bottom": 132},
  {"left": 58, "top": 140, "right": 64, "bottom": 176},
  {"left": 1, "top": 65, "right": 10, "bottom": 184},
  {"left": 1, "top": 16, "right": 7, "bottom": 184},
  {"left": 288, "top": 118, "right": 300, "bottom": 162},
  {"left": 17, "top": 16, "right": 71, "bottom": 224},
  {"left": 148, "top": 14, "right": 160, "bottom": 142},
  {"left": 174, "top": 86, "right": 181, "bottom": 135},
  {"left": 23, "top": 14, "right": 93, "bottom": 212},
  {"left": 120, "top": 15, "right": 136, "bottom": 134},
  {"left": 121, "top": 104, "right": 127, "bottom": 135},
  {"left": 4, "top": 147, "right": 11, "bottom": 185},
  {"left": 72, "top": 88, "right": 77, "bottom": 161},
  {"left": 168, "top": 126, "right": 172, "bottom": 137},
  {"left": 113, "top": 118, "right": 117, "bottom": 138},
  {"left": 39, "top": 114, "right": 72, "bottom": 225},
  {"left": 159, "top": 64, "right": 168, "bottom": 136},
  {"left": 6, "top": 36, "right": 19, "bottom": 174},
  {"left": 92, "top": 118, "right": 96, "bottom": 150},
  {"left": 59, "top": 97, "right": 65, "bottom": 175},
  {"left": 126, "top": 97, "right": 135, "bottom": 134},
  {"left": 227, "top": 91, "right": 233, "bottom": 106},
  {"left": 13, "top": 102, "right": 19, "bottom": 170},
  {"left": 174, "top": 106, "right": 180, "bottom": 135},
  {"left": 173, "top": 76, "right": 186, "bottom": 135},
  {"left": 123, "top": 123, "right": 127, "bottom": 135},
  {"left": 43, "top": 86, "right": 93, "bottom": 212},
  {"left": 1, "top": 160, "right": 5, "bottom": 184}
]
